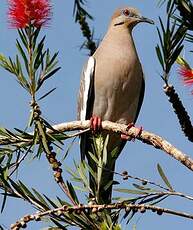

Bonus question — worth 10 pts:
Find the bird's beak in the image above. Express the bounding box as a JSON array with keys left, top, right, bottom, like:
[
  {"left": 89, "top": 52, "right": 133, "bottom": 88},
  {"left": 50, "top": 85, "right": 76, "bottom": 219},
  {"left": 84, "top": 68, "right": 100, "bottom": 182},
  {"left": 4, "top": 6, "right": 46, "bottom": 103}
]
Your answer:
[{"left": 139, "top": 16, "right": 154, "bottom": 24}]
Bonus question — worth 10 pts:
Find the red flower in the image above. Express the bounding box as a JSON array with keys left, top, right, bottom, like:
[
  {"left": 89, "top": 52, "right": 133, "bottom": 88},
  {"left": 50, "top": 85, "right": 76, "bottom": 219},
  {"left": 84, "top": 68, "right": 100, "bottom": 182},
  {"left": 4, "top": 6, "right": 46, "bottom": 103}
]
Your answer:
[
  {"left": 8, "top": 0, "right": 52, "bottom": 28},
  {"left": 179, "top": 67, "right": 193, "bottom": 85},
  {"left": 178, "top": 66, "right": 193, "bottom": 94}
]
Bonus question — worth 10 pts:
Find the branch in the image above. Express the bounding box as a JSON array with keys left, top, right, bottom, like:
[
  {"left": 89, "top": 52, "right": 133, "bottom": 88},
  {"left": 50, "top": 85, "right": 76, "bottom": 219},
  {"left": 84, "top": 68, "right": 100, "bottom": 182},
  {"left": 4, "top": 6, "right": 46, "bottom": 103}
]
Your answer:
[
  {"left": 73, "top": 0, "right": 97, "bottom": 55},
  {"left": 164, "top": 85, "right": 193, "bottom": 142},
  {"left": 48, "top": 120, "right": 193, "bottom": 172},
  {"left": 106, "top": 169, "right": 193, "bottom": 203},
  {"left": 0, "top": 120, "right": 192, "bottom": 172},
  {"left": 10, "top": 202, "right": 193, "bottom": 229},
  {"left": 0, "top": 181, "right": 45, "bottom": 211}
]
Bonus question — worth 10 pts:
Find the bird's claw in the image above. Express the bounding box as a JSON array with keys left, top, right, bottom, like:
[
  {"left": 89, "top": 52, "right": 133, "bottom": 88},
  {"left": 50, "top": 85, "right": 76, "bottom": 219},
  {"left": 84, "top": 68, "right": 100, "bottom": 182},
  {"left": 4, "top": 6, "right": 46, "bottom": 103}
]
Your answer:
[
  {"left": 121, "top": 123, "right": 143, "bottom": 141},
  {"left": 90, "top": 116, "right": 102, "bottom": 133}
]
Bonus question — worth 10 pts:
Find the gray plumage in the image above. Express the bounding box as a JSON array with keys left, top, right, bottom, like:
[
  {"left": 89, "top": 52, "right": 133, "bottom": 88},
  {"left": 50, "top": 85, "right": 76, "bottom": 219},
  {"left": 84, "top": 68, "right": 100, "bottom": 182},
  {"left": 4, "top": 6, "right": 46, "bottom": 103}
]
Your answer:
[{"left": 77, "top": 7, "right": 153, "bottom": 203}]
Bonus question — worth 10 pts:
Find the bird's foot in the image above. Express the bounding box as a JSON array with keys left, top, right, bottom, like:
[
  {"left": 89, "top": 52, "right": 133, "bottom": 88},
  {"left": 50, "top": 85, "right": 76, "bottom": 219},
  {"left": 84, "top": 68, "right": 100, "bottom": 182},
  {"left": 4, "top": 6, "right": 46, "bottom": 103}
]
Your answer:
[
  {"left": 121, "top": 123, "right": 143, "bottom": 141},
  {"left": 90, "top": 116, "right": 102, "bottom": 133}
]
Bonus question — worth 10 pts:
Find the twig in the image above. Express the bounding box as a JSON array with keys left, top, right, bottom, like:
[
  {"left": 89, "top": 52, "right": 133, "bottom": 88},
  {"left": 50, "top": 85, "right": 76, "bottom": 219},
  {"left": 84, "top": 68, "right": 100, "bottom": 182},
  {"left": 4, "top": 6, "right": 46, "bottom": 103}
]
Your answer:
[
  {"left": 112, "top": 168, "right": 193, "bottom": 202},
  {"left": 119, "top": 171, "right": 193, "bottom": 202},
  {"left": 36, "top": 118, "right": 77, "bottom": 206},
  {"left": 0, "top": 120, "right": 192, "bottom": 171},
  {"left": 10, "top": 202, "right": 193, "bottom": 229},
  {"left": 0, "top": 181, "right": 44, "bottom": 211},
  {"left": 9, "top": 146, "right": 32, "bottom": 177},
  {"left": 47, "top": 120, "right": 193, "bottom": 172},
  {"left": 73, "top": 0, "right": 97, "bottom": 55},
  {"left": 120, "top": 170, "right": 170, "bottom": 191},
  {"left": 77, "top": 14, "right": 97, "bottom": 55},
  {"left": 165, "top": 191, "right": 193, "bottom": 202},
  {"left": 92, "top": 164, "right": 170, "bottom": 191}
]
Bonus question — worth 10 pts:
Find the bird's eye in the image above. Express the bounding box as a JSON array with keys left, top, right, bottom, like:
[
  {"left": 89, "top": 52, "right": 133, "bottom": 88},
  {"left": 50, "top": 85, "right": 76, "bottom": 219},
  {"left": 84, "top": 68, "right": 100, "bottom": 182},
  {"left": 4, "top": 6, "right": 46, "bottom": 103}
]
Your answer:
[{"left": 122, "top": 9, "right": 130, "bottom": 16}]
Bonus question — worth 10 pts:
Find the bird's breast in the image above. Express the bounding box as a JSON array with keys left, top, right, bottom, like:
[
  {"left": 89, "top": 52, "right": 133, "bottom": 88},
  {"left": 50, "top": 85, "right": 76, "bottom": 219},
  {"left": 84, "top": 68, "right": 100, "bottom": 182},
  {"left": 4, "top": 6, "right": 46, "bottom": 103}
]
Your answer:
[{"left": 92, "top": 45, "right": 143, "bottom": 124}]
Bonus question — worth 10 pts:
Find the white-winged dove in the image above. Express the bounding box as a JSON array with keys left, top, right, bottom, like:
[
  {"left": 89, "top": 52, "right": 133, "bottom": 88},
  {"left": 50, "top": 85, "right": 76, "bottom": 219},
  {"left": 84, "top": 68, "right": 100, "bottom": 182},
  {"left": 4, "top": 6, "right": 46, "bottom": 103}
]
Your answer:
[{"left": 77, "top": 7, "right": 154, "bottom": 203}]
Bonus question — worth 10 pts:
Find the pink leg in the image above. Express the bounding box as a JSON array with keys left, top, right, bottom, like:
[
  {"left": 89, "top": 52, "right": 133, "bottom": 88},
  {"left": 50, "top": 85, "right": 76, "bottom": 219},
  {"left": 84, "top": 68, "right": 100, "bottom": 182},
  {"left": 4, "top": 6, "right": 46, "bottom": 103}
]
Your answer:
[
  {"left": 121, "top": 123, "right": 143, "bottom": 141},
  {"left": 90, "top": 116, "right": 102, "bottom": 133}
]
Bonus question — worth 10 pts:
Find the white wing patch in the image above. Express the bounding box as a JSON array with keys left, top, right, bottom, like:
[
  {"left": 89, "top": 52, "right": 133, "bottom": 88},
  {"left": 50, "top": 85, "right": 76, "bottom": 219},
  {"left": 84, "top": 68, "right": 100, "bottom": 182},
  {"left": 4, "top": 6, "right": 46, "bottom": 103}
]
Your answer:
[{"left": 80, "top": 56, "right": 95, "bottom": 121}]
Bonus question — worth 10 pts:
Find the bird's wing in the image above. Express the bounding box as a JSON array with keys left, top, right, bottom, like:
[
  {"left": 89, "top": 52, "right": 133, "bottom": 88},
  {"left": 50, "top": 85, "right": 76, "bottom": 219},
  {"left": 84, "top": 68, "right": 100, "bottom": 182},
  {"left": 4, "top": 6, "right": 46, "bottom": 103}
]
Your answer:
[
  {"left": 119, "top": 73, "right": 145, "bottom": 154},
  {"left": 134, "top": 73, "right": 145, "bottom": 123},
  {"left": 77, "top": 56, "right": 95, "bottom": 121},
  {"left": 77, "top": 56, "right": 95, "bottom": 160}
]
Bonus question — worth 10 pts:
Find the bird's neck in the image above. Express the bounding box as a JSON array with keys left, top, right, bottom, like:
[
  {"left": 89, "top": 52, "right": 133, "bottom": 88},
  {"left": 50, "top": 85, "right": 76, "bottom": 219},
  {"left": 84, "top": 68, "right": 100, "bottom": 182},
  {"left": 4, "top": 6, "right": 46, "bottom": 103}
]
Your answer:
[{"left": 102, "top": 26, "right": 137, "bottom": 53}]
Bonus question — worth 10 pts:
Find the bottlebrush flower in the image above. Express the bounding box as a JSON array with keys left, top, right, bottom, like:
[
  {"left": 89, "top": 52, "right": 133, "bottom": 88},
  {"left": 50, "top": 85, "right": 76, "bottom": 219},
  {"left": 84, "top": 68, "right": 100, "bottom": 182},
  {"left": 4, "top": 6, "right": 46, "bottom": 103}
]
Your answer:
[
  {"left": 177, "top": 56, "right": 193, "bottom": 94},
  {"left": 179, "top": 67, "right": 193, "bottom": 86},
  {"left": 8, "top": 0, "right": 52, "bottom": 29}
]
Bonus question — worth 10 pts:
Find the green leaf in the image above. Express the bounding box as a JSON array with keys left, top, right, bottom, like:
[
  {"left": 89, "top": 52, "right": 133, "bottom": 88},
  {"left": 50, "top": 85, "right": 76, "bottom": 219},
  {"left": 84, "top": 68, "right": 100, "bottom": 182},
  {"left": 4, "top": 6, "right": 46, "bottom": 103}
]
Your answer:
[
  {"left": 38, "top": 88, "right": 56, "bottom": 101},
  {"left": 157, "top": 27, "right": 165, "bottom": 53},
  {"left": 0, "top": 55, "right": 14, "bottom": 74},
  {"left": 32, "top": 36, "right": 46, "bottom": 70},
  {"left": 44, "top": 195, "right": 58, "bottom": 209},
  {"left": 19, "top": 181, "right": 35, "bottom": 198},
  {"left": 66, "top": 181, "right": 79, "bottom": 204},
  {"left": 28, "top": 110, "right": 34, "bottom": 127},
  {"left": 32, "top": 188, "right": 50, "bottom": 209},
  {"left": 169, "top": 44, "right": 184, "bottom": 67},
  {"left": 32, "top": 28, "right": 41, "bottom": 50},
  {"left": 65, "top": 165, "right": 80, "bottom": 179},
  {"left": 34, "top": 50, "right": 46, "bottom": 71},
  {"left": 156, "top": 45, "right": 164, "bottom": 70},
  {"left": 159, "top": 17, "right": 166, "bottom": 35},
  {"left": 42, "top": 67, "right": 61, "bottom": 81},
  {"left": 45, "top": 60, "right": 58, "bottom": 75},
  {"left": 9, "top": 179, "right": 27, "bottom": 199},
  {"left": 8, "top": 57, "right": 16, "bottom": 74},
  {"left": 73, "top": 185, "right": 88, "bottom": 192},
  {"left": 77, "top": 162, "right": 89, "bottom": 188},
  {"left": 150, "top": 194, "right": 168, "bottom": 206},
  {"left": 35, "top": 36, "right": 46, "bottom": 53},
  {"left": 3, "top": 167, "right": 9, "bottom": 181},
  {"left": 47, "top": 51, "right": 59, "bottom": 67},
  {"left": 114, "top": 188, "right": 149, "bottom": 195},
  {"left": 62, "top": 137, "right": 76, "bottom": 161},
  {"left": 171, "top": 25, "right": 186, "bottom": 50},
  {"left": 157, "top": 163, "right": 173, "bottom": 191},
  {"left": 50, "top": 218, "right": 68, "bottom": 230},
  {"left": 18, "top": 29, "right": 28, "bottom": 48},
  {"left": 83, "top": 160, "right": 97, "bottom": 183},
  {"left": 16, "top": 39, "right": 29, "bottom": 74},
  {"left": 132, "top": 183, "right": 151, "bottom": 191},
  {"left": 87, "top": 151, "right": 99, "bottom": 165},
  {"left": 36, "top": 121, "right": 51, "bottom": 154},
  {"left": 104, "top": 180, "right": 113, "bottom": 191},
  {"left": 14, "top": 128, "right": 31, "bottom": 138},
  {"left": 1, "top": 190, "right": 7, "bottom": 213},
  {"left": 57, "top": 197, "right": 70, "bottom": 206},
  {"left": 113, "top": 225, "right": 122, "bottom": 230},
  {"left": 36, "top": 67, "right": 61, "bottom": 91}
]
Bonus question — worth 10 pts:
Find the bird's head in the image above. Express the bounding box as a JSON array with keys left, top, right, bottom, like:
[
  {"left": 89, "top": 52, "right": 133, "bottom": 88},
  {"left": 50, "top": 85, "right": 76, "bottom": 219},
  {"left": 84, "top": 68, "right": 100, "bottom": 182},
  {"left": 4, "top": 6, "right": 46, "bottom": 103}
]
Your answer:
[{"left": 111, "top": 7, "right": 154, "bottom": 29}]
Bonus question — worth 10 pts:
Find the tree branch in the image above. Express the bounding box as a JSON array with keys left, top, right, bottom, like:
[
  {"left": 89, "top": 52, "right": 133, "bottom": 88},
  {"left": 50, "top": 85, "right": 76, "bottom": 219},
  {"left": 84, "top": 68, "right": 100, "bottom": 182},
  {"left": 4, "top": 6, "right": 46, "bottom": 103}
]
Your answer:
[
  {"left": 48, "top": 120, "right": 193, "bottom": 172},
  {"left": 0, "top": 120, "right": 192, "bottom": 172},
  {"left": 10, "top": 202, "right": 193, "bottom": 229}
]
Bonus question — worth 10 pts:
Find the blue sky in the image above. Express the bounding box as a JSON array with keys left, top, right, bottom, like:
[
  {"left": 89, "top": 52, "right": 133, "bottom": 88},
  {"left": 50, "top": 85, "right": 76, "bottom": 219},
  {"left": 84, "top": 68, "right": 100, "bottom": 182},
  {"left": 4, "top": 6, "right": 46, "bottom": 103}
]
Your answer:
[{"left": 0, "top": 0, "right": 193, "bottom": 229}]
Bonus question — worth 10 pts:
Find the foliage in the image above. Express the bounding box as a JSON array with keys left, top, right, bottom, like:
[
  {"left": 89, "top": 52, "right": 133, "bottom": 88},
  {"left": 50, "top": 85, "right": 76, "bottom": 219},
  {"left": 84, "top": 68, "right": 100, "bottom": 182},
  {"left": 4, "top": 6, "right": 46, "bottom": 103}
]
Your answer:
[
  {"left": 156, "top": 1, "right": 187, "bottom": 83},
  {"left": 156, "top": 0, "right": 193, "bottom": 142}
]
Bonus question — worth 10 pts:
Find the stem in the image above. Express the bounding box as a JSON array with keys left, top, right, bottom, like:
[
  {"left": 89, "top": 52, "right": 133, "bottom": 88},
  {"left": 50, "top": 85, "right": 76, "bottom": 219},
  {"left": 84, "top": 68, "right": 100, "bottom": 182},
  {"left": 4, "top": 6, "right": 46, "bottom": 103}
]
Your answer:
[
  {"left": 26, "top": 25, "right": 35, "bottom": 98},
  {"left": 11, "top": 203, "right": 193, "bottom": 229}
]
